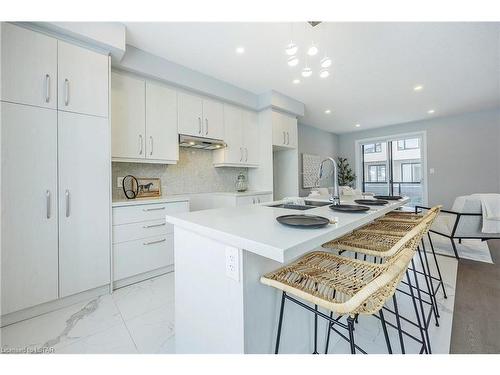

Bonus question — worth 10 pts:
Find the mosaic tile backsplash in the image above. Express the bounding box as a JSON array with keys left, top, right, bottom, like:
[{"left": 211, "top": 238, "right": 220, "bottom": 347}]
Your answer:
[{"left": 112, "top": 148, "right": 248, "bottom": 200}]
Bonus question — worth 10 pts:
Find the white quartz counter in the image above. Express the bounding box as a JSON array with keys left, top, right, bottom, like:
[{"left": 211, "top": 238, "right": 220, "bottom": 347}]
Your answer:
[
  {"left": 166, "top": 196, "right": 409, "bottom": 263},
  {"left": 112, "top": 195, "right": 190, "bottom": 207}
]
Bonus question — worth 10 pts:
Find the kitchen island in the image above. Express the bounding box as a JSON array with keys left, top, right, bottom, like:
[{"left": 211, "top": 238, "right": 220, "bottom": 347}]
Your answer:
[{"left": 166, "top": 196, "right": 409, "bottom": 353}]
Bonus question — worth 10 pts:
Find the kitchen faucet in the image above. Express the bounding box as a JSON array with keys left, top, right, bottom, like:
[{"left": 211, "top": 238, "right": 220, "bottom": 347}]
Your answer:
[{"left": 317, "top": 157, "right": 340, "bottom": 205}]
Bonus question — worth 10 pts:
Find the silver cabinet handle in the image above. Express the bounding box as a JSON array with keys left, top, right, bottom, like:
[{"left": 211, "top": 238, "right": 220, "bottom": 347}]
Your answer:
[
  {"left": 245, "top": 147, "right": 248, "bottom": 162},
  {"left": 64, "top": 78, "right": 69, "bottom": 106},
  {"left": 143, "top": 238, "right": 166, "bottom": 246},
  {"left": 258, "top": 197, "right": 261, "bottom": 203},
  {"left": 46, "top": 190, "right": 51, "bottom": 219},
  {"left": 252, "top": 198, "right": 256, "bottom": 204},
  {"left": 65, "top": 190, "right": 70, "bottom": 217},
  {"left": 138, "top": 135, "right": 143, "bottom": 155},
  {"left": 150, "top": 136, "right": 153, "bottom": 156},
  {"left": 143, "top": 222, "right": 166, "bottom": 229},
  {"left": 283, "top": 131, "right": 286, "bottom": 144},
  {"left": 287, "top": 132, "right": 290, "bottom": 145},
  {"left": 240, "top": 147, "right": 243, "bottom": 162},
  {"left": 143, "top": 206, "right": 166, "bottom": 212},
  {"left": 198, "top": 117, "right": 202, "bottom": 134},
  {"left": 205, "top": 118, "right": 208, "bottom": 135},
  {"left": 44, "top": 74, "right": 50, "bottom": 103}
]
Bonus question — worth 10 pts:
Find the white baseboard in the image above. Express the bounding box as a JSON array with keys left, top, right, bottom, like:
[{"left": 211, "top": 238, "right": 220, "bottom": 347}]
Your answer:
[{"left": 113, "top": 265, "right": 174, "bottom": 290}]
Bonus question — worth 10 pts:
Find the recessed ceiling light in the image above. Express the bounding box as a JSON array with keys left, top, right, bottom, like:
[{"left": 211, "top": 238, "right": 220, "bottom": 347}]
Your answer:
[
  {"left": 301, "top": 67, "right": 312, "bottom": 78},
  {"left": 319, "top": 69, "right": 330, "bottom": 78},
  {"left": 427, "top": 109, "right": 435, "bottom": 114},
  {"left": 307, "top": 44, "right": 318, "bottom": 56},
  {"left": 413, "top": 85, "right": 424, "bottom": 91},
  {"left": 292, "top": 79, "right": 300, "bottom": 84},
  {"left": 355, "top": 124, "right": 361, "bottom": 128},
  {"left": 287, "top": 56, "right": 299, "bottom": 67},
  {"left": 235, "top": 46, "right": 245, "bottom": 54},
  {"left": 320, "top": 56, "right": 332, "bottom": 68},
  {"left": 324, "top": 109, "right": 331, "bottom": 114},
  {"left": 285, "top": 42, "right": 298, "bottom": 56}
]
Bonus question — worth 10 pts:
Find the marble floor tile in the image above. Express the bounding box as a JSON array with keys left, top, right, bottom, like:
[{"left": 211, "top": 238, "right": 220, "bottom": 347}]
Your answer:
[
  {"left": 55, "top": 324, "right": 138, "bottom": 354},
  {"left": 125, "top": 304, "right": 175, "bottom": 354}
]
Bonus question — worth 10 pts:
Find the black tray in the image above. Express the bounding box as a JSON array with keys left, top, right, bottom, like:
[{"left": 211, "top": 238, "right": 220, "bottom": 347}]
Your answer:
[
  {"left": 373, "top": 195, "right": 403, "bottom": 200},
  {"left": 329, "top": 204, "right": 370, "bottom": 213},
  {"left": 354, "top": 199, "right": 389, "bottom": 206},
  {"left": 276, "top": 214, "right": 330, "bottom": 228}
]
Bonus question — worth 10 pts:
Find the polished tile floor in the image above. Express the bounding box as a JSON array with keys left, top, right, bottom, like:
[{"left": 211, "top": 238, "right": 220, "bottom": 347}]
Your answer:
[{"left": 1, "top": 251, "right": 460, "bottom": 354}]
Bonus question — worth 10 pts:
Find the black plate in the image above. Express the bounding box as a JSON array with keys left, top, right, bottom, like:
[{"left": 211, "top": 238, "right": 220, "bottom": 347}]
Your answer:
[
  {"left": 354, "top": 199, "right": 389, "bottom": 206},
  {"left": 373, "top": 195, "right": 403, "bottom": 200},
  {"left": 276, "top": 214, "right": 330, "bottom": 228},
  {"left": 329, "top": 204, "right": 370, "bottom": 212}
]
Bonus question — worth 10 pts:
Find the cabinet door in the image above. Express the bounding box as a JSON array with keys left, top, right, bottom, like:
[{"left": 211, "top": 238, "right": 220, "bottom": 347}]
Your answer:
[
  {"left": 1, "top": 102, "right": 58, "bottom": 314},
  {"left": 146, "top": 82, "right": 179, "bottom": 162},
  {"left": 235, "top": 196, "right": 257, "bottom": 206},
  {"left": 242, "top": 110, "right": 259, "bottom": 165},
  {"left": 271, "top": 111, "right": 286, "bottom": 146},
  {"left": 203, "top": 99, "right": 224, "bottom": 140},
  {"left": 283, "top": 114, "right": 298, "bottom": 148},
  {"left": 1, "top": 23, "right": 57, "bottom": 109},
  {"left": 178, "top": 92, "right": 203, "bottom": 137},
  {"left": 58, "top": 41, "right": 109, "bottom": 117},
  {"left": 223, "top": 105, "right": 244, "bottom": 164},
  {"left": 112, "top": 72, "right": 146, "bottom": 159},
  {"left": 58, "top": 111, "right": 110, "bottom": 298}
]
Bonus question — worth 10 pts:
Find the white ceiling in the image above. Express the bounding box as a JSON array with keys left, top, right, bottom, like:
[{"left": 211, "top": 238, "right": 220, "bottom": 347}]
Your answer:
[{"left": 124, "top": 22, "right": 500, "bottom": 134}]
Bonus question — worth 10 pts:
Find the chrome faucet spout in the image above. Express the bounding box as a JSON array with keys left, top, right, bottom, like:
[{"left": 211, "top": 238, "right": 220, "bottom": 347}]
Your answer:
[{"left": 317, "top": 157, "right": 340, "bottom": 205}]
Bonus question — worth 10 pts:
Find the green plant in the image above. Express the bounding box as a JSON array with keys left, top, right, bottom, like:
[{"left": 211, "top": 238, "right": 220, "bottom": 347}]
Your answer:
[{"left": 337, "top": 157, "right": 356, "bottom": 187}]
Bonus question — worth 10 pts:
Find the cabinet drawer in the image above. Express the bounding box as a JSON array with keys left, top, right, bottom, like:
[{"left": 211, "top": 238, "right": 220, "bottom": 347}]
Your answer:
[
  {"left": 113, "top": 234, "right": 174, "bottom": 281},
  {"left": 113, "top": 219, "right": 170, "bottom": 244},
  {"left": 112, "top": 201, "right": 189, "bottom": 225}
]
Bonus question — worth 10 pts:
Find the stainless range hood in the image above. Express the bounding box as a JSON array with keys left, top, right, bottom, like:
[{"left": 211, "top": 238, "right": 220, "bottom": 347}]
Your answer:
[{"left": 179, "top": 134, "right": 226, "bottom": 150}]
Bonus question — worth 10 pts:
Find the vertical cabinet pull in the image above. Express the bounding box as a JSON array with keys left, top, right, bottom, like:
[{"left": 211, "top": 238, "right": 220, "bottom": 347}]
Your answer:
[
  {"left": 198, "top": 117, "right": 202, "bottom": 134},
  {"left": 252, "top": 198, "right": 256, "bottom": 204},
  {"left": 240, "top": 147, "right": 243, "bottom": 162},
  {"left": 245, "top": 147, "right": 248, "bottom": 162},
  {"left": 150, "top": 136, "right": 153, "bottom": 156},
  {"left": 64, "top": 78, "right": 70, "bottom": 106},
  {"left": 283, "top": 131, "right": 286, "bottom": 144},
  {"left": 46, "top": 190, "right": 51, "bottom": 219},
  {"left": 44, "top": 74, "right": 51, "bottom": 103},
  {"left": 287, "top": 132, "right": 290, "bottom": 145},
  {"left": 138, "top": 135, "right": 143, "bottom": 155},
  {"left": 205, "top": 118, "right": 208, "bottom": 135},
  {"left": 65, "top": 190, "right": 71, "bottom": 217}
]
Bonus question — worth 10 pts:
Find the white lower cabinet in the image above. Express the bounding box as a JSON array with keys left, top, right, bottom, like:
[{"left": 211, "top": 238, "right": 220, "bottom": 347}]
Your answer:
[
  {"left": 112, "top": 200, "right": 189, "bottom": 286},
  {"left": 235, "top": 194, "right": 273, "bottom": 206}
]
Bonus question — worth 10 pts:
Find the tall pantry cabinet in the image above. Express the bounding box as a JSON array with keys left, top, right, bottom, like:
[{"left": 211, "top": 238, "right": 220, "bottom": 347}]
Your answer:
[{"left": 1, "top": 23, "right": 111, "bottom": 318}]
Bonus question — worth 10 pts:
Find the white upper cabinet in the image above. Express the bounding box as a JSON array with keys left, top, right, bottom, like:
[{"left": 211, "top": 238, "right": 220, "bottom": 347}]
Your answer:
[
  {"left": 242, "top": 109, "right": 259, "bottom": 165},
  {"left": 145, "top": 82, "right": 179, "bottom": 162},
  {"left": 272, "top": 111, "right": 297, "bottom": 149},
  {"left": 58, "top": 40, "right": 109, "bottom": 117},
  {"left": 213, "top": 105, "right": 259, "bottom": 167},
  {"left": 178, "top": 92, "right": 203, "bottom": 137},
  {"left": 111, "top": 72, "right": 146, "bottom": 159},
  {"left": 1, "top": 23, "right": 57, "bottom": 109},
  {"left": 178, "top": 92, "right": 224, "bottom": 139},
  {"left": 202, "top": 99, "right": 224, "bottom": 140}
]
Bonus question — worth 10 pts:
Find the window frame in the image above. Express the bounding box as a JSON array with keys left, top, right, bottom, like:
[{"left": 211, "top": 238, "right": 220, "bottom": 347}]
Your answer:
[
  {"left": 367, "top": 164, "right": 387, "bottom": 182},
  {"left": 397, "top": 138, "right": 420, "bottom": 151}
]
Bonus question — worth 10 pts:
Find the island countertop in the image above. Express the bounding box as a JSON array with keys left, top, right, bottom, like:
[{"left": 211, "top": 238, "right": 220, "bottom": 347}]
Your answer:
[{"left": 165, "top": 196, "right": 409, "bottom": 263}]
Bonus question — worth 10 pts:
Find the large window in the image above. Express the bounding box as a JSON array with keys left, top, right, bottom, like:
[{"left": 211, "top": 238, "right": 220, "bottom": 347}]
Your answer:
[
  {"left": 364, "top": 143, "right": 382, "bottom": 153},
  {"left": 401, "top": 162, "right": 422, "bottom": 182},
  {"left": 367, "top": 164, "right": 386, "bottom": 182},
  {"left": 397, "top": 138, "right": 419, "bottom": 150}
]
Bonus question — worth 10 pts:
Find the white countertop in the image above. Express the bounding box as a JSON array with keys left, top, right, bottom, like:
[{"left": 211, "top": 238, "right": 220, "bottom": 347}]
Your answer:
[
  {"left": 203, "top": 190, "right": 273, "bottom": 197},
  {"left": 112, "top": 195, "right": 190, "bottom": 207},
  {"left": 166, "top": 196, "right": 410, "bottom": 263}
]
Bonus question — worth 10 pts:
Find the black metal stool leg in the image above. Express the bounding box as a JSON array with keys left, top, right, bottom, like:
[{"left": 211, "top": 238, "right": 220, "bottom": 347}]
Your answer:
[
  {"left": 313, "top": 304, "right": 319, "bottom": 354},
  {"left": 417, "top": 245, "right": 439, "bottom": 326},
  {"left": 421, "top": 239, "right": 440, "bottom": 321},
  {"left": 411, "top": 260, "right": 432, "bottom": 354},
  {"left": 392, "top": 294, "right": 405, "bottom": 354},
  {"left": 275, "top": 292, "right": 286, "bottom": 354},
  {"left": 325, "top": 311, "right": 333, "bottom": 354},
  {"left": 428, "top": 233, "right": 447, "bottom": 299},
  {"left": 406, "top": 271, "right": 428, "bottom": 354},
  {"left": 450, "top": 238, "right": 460, "bottom": 259},
  {"left": 347, "top": 315, "right": 356, "bottom": 354},
  {"left": 379, "top": 309, "right": 392, "bottom": 354}
]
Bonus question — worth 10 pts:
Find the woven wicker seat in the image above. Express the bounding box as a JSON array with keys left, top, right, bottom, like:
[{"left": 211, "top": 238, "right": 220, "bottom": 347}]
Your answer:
[
  {"left": 356, "top": 220, "right": 418, "bottom": 236},
  {"left": 378, "top": 212, "right": 425, "bottom": 224}
]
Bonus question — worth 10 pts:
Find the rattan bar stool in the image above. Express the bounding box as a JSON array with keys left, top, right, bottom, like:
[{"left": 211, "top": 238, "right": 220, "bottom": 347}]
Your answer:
[
  {"left": 261, "top": 223, "right": 427, "bottom": 354},
  {"left": 322, "top": 208, "right": 440, "bottom": 353}
]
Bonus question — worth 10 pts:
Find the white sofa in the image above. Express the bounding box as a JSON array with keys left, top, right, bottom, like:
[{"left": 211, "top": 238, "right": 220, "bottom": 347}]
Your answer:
[{"left": 418, "top": 194, "right": 500, "bottom": 259}]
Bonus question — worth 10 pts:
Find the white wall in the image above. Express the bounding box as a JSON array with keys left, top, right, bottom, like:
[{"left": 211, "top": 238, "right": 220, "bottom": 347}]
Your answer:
[
  {"left": 338, "top": 109, "right": 500, "bottom": 209},
  {"left": 297, "top": 124, "right": 339, "bottom": 197}
]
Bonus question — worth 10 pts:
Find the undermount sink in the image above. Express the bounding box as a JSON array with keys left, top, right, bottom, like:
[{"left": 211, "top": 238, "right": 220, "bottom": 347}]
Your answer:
[
  {"left": 303, "top": 200, "right": 331, "bottom": 207},
  {"left": 268, "top": 200, "right": 332, "bottom": 210}
]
